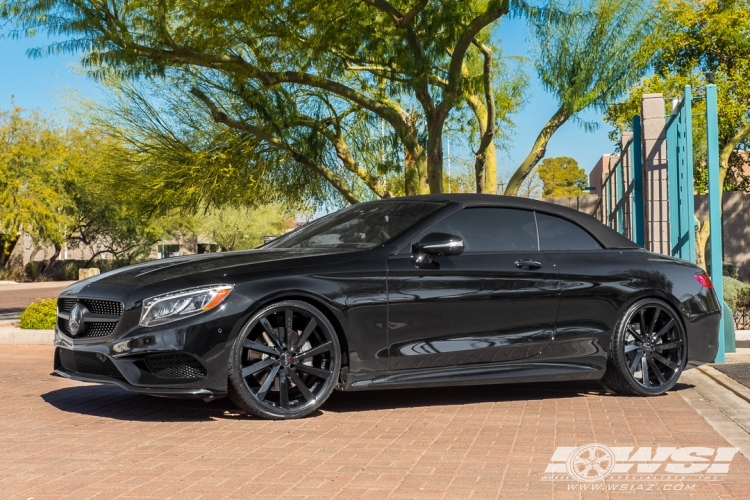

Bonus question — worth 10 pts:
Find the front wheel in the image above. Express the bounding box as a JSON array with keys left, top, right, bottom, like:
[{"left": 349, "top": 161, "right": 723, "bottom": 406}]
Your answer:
[
  {"left": 228, "top": 300, "right": 341, "bottom": 419},
  {"left": 602, "top": 298, "right": 687, "bottom": 396}
]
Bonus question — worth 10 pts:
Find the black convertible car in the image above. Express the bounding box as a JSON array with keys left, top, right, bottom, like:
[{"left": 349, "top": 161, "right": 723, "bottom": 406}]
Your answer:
[{"left": 54, "top": 195, "right": 720, "bottom": 419}]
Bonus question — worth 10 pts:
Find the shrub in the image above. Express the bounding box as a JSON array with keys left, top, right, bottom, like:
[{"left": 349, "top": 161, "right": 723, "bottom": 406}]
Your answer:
[
  {"left": 723, "top": 276, "right": 750, "bottom": 312},
  {"left": 723, "top": 262, "right": 739, "bottom": 280},
  {"left": 19, "top": 298, "right": 57, "bottom": 330}
]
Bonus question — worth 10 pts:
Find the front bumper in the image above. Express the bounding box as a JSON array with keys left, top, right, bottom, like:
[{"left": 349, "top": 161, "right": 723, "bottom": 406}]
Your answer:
[{"left": 53, "top": 294, "right": 256, "bottom": 399}]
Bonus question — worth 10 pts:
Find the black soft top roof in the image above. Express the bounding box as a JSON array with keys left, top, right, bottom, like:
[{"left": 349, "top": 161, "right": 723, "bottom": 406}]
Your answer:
[{"left": 374, "top": 194, "right": 640, "bottom": 250}]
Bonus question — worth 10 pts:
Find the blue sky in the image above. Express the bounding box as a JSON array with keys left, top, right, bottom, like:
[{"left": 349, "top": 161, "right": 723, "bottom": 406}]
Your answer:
[{"left": 0, "top": 16, "right": 616, "bottom": 177}]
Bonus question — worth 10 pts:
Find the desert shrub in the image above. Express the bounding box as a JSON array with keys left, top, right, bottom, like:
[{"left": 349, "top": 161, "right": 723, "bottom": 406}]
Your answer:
[
  {"left": 19, "top": 298, "right": 57, "bottom": 329},
  {"left": 723, "top": 262, "right": 739, "bottom": 280},
  {"left": 723, "top": 276, "right": 746, "bottom": 311}
]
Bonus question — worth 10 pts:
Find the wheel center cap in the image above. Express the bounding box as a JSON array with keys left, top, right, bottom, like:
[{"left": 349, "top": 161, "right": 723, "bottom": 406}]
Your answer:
[{"left": 280, "top": 353, "right": 292, "bottom": 367}]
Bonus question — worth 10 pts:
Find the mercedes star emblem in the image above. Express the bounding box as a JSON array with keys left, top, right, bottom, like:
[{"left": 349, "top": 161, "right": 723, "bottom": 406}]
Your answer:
[{"left": 68, "top": 303, "right": 86, "bottom": 336}]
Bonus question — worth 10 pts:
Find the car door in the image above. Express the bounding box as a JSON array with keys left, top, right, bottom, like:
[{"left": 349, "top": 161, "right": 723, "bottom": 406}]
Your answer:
[
  {"left": 386, "top": 207, "right": 561, "bottom": 371},
  {"left": 534, "top": 212, "right": 625, "bottom": 362}
]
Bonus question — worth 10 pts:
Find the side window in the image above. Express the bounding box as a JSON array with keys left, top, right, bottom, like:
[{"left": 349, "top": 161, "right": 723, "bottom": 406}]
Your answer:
[
  {"left": 536, "top": 213, "right": 602, "bottom": 250},
  {"left": 420, "top": 208, "right": 538, "bottom": 253}
]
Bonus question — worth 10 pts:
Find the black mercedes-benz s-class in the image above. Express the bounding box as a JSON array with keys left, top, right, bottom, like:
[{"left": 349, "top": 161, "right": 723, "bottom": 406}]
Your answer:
[{"left": 53, "top": 194, "right": 721, "bottom": 419}]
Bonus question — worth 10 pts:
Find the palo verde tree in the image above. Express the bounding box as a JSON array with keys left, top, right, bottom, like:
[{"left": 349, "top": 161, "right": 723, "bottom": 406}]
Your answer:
[
  {"left": 606, "top": 0, "right": 750, "bottom": 269},
  {"left": 537, "top": 156, "right": 587, "bottom": 198},
  {"left": 1, "top": 0, "right": 548, "bottom": 202},
  {"left": 505, "top": 0, "right": 654, "bottom": 196},
  {"left": 0, "top": 107, "right": 70, "bottom": 270}
]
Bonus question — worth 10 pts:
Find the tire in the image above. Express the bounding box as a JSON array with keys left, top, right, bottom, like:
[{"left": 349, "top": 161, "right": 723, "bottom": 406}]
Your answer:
[
  {"left": 602, "top": 298, "right": 687, "bottom": 396},
  {"left": 228, "top": 300, "right": 341, "bottom": 419}
]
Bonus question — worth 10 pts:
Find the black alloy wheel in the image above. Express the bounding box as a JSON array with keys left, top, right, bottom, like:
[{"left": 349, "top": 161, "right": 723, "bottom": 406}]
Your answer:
[
  {"left": 602, "top": 298, "right": 687, "bottom": 396},
  {"left": 228, "top": 300, "right": 341, "bottom": 419}
]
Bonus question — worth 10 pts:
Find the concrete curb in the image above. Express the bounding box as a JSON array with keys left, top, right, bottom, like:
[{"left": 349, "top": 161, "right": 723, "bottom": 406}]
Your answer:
[
  {"left": 698, "top": 365, "right": 750, "bottom": 405},
  {"left": 735, "top": 330, "right": 750, "bottom": 341},
  {"left": 0, "top": 328, "right": 54, "bottom": 345}
]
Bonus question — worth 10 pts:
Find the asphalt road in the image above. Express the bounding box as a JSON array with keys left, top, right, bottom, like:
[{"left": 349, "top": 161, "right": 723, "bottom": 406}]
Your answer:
[{"left": 0, "top": 281, "right": 73, "bottom": 319}]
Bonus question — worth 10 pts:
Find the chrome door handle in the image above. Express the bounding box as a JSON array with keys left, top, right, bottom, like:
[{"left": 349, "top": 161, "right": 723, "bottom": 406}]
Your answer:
[{"left": 515, "top": 259, "right": 542, "bottom": 270}]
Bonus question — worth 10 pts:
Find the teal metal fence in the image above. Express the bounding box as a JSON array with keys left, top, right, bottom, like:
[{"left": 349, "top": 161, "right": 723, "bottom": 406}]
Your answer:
[
  {"left": 665, "top": 86, "right": 696, "bottom": 262},
  {"left": 603, "top": 85, "right": 729, "bottom": 363}
]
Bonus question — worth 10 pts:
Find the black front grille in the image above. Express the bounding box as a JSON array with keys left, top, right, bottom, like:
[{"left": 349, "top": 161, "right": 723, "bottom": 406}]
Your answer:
[
  {"left": 144, "top": 353, "right": 207, "bottom": 380},
  {"left": 80, "top": 299, "right": 123, "bottom": 316},
  {"left": 58, "top": 298, "right": 77, "bottom": 312},
  {"left": 58, "top": 349, "right": 124, "bottom": 379},
  {"left": 83, "top": 322, "right": 118, "bottom": 337},
  {"left": 57, "top": 298, "right": 123, "bottom": 338}
]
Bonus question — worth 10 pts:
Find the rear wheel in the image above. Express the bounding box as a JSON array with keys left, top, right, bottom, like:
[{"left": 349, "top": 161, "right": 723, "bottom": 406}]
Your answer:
[
  {"left": 602, "top": 298, "right": 686, "bottom": 396},
  {"left": 228, "top": 300, "right": 341, "bottom": 419}
]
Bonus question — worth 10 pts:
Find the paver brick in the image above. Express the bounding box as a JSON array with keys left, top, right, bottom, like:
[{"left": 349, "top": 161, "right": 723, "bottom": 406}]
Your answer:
[{"left": 2, "top": 346, "right": 750, "bottom": 498}]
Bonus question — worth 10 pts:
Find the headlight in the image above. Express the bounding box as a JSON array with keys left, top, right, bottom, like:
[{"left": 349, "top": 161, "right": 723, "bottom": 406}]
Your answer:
[{"left": 139, "top": 285, "right": 234, "bottom": 327}]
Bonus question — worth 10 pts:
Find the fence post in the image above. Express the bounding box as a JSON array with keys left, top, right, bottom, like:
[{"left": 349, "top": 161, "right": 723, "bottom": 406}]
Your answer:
[
  {"left": 632, "top": 116, "right": 645, "bottom": 246},
  {"left": 667, "top": 102, "right": 680, "bottom": 255},
  {"left": 706, "top": 84, "right": 725, "bottom": 363},
  {"left": 682, "top": 86, "right": 696, "bottom": 263},
  {"left": 616, "top": 160, "right": 624, "bottom": 233}
]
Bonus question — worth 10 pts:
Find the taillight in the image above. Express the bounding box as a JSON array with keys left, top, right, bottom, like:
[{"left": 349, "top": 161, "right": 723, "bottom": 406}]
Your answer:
[{"left": 695, "top": 273, "right": 714, "bottom": 289}]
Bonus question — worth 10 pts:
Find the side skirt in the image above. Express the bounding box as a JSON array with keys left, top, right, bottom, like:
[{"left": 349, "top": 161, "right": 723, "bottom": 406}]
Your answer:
[{"left": 340, "top": 361, "right": 604, "bottom": 392}]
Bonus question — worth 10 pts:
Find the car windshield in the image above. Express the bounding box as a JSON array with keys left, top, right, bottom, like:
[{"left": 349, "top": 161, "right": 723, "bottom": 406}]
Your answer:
[{"left": 268, "top": 201, "right": 443, "bottom": 249}]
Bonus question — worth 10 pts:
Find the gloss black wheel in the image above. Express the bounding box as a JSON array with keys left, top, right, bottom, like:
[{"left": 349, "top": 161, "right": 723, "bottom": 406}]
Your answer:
[
  {"left": 228, "top": 300, "right": 341, "bottom": 419},
  {"left": 602, "top": 298, "right": 686, "bottom": 396}
]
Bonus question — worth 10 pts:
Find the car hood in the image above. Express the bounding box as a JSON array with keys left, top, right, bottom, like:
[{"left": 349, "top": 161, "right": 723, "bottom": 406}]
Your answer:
[{"left": 60, "top": 247, "right": 366, "bottom": 302}]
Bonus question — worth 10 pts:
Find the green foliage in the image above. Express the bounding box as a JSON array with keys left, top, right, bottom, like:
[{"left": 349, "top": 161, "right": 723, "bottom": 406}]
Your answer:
[
  {"left": 0, "top": 105, "right": 195, "bottom": 275},
  {"left": 506, "top": 0, "right": 655, "bottom": 195},
  {"left": 723, "top": 276, "right": 750, "bottom": 312},
  {"left": 532, "top": 0, "right": 655, "bottom": 116},
  {"left": 607, "top": 0, "right": 750, "bottom": 190},
  {"left": 0, "top": 107, "right": 71, "bottom": 266},
  {"left": 19, "top": 298, "right": 57, "bottom": 330},
  {"left": 723, "top": 262, "right": 740, "bottom": 280},
  {"left": 537, "top": 157, "right": 587, "bottom": 198},
  {"left": 0, "top": 0, "right": 539, "bottom": 199},
  {"left": 194, "top": 206, "right": 296, "bottom": 251}
]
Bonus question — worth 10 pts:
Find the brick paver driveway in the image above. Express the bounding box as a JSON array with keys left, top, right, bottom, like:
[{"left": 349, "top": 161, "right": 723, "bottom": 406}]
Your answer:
[{"left": 2, "top": 346, "right": 749, "bottom": 499}]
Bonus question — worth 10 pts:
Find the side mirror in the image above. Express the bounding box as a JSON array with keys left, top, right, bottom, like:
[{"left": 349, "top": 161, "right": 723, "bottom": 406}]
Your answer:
[{"left": 413, "top": 232, "right": 465, "bottom": 256}]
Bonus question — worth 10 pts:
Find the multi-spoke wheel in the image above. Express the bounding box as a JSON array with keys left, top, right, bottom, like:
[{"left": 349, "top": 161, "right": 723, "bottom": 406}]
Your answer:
[
  {"left": 602, "top": 298, "right": 686, "bottom": 396},
  {"left": 228, "top": 300, "right": 341, "bottom": 419}
]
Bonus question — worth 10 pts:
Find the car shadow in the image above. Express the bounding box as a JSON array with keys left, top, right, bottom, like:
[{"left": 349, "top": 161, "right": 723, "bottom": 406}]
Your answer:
[
  {"left": 41, "top": 385, "right": 258, "bottom": 422},
  {"left": 323, "top": 380, "right": 612, "bottom": 413},
  {"left": 42, "top": 380, "right": 635, "bottom": 422}
]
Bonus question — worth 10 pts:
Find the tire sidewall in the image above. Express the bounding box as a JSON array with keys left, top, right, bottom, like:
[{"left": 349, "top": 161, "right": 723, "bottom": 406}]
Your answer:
[{"left": 229, "top": 300, "right": 341, "bottom": 419}]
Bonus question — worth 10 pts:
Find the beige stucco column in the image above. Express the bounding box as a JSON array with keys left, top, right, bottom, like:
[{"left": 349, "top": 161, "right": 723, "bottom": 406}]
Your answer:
[{"left": 640, "top": 93, "right": 670, "bottom": 254}]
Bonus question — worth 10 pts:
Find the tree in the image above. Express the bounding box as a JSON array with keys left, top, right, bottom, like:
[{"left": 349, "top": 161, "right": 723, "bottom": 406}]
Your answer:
[
  {"left": 537, "top": 156, "right": 586, "bottom": 198},
  {"left": 606, "top": 0, "right": 750, "bottom": 269},
  {"left": 0, "top": 107, "right": 70, "bottom": 269},
  {"left": 61, "top": 127, "right": 168, "bottom": 265},
  {"left": 196, "top": 206, "right": 296, "bottom": 251},
  {"left": 1, "top": 0, "right": 542, "bottom": 202},
  {"left": 504, "top": 0, "right": 654, "bottom": 195}
]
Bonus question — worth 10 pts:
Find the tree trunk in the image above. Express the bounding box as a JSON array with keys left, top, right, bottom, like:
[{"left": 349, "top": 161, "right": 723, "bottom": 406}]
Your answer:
[
  {"left": 467, "top": 95, "right": 497, "bottom": 194},
  {"left": 0, "top": 234, "right": 19, "bottom": 269},
  {"left": 426, "top": 122, "right": 444, "bottom": 194},
  {"left": 505, "top": 107, "right": 569, "bottom": 196},
  {"left": 695, "top": 121, "right": 750, "bottom": 271}
]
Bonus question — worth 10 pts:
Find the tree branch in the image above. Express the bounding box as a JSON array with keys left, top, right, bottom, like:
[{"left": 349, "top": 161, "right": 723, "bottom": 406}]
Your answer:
[
  {"left": 505, "top": 106, "right": 570, "bottom": 196},
  {"left": 189, "top": 87, "right": 360, "bottom": 204}
]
